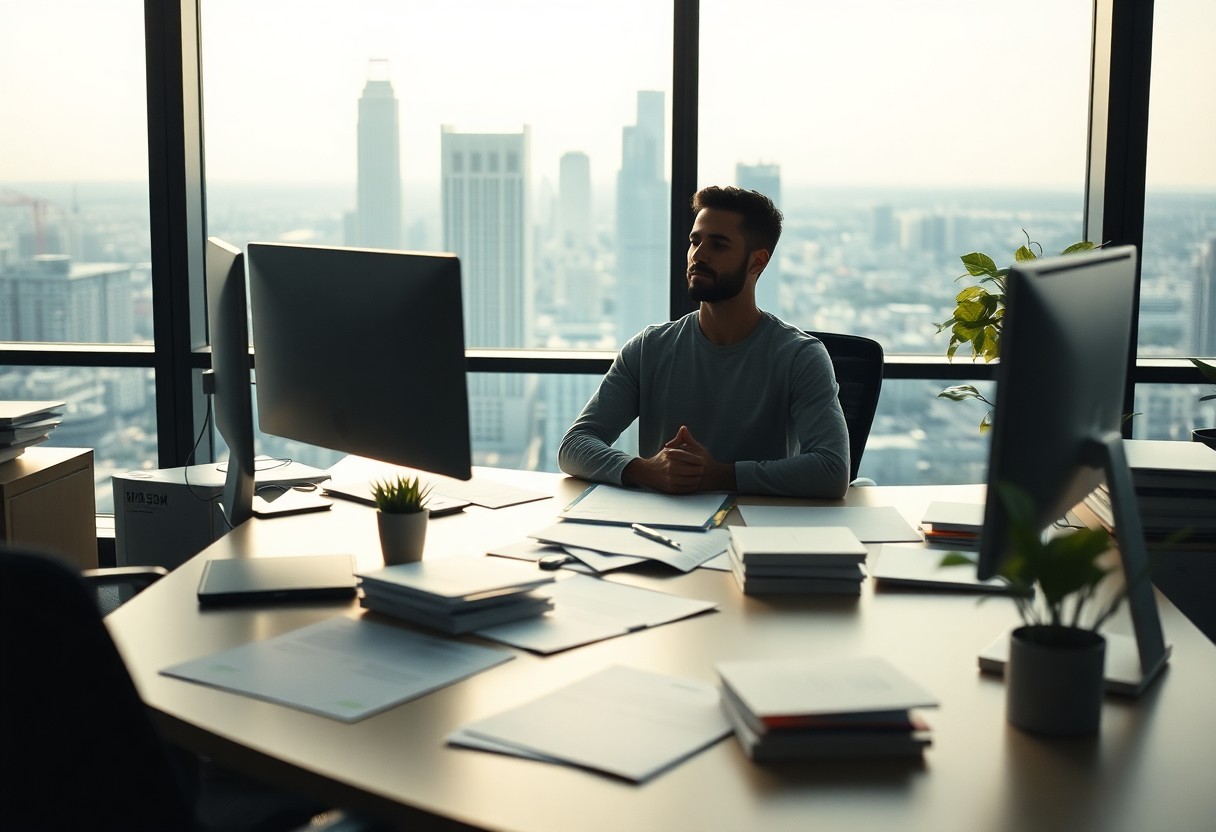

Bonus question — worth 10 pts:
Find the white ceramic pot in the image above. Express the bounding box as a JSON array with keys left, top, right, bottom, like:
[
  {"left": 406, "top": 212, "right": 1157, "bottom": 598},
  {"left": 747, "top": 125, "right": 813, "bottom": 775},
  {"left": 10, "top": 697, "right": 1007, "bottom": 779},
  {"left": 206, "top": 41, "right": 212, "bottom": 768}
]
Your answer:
[
  {"left": 377, "top": 509, "right": 429, "bottom": 565},
  {"left": 1006, "top": 624, "right": 1106, "bottom": 736}
]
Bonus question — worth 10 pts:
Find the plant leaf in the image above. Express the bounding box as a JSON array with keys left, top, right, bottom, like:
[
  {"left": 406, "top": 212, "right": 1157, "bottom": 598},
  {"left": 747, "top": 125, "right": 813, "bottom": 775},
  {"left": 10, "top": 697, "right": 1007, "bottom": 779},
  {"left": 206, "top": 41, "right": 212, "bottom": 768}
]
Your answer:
[
  {"left": 1014, "top": 245, "right": 1035, "bottom": 262},
  {"left": 1190, "top": 357, "right": 1216, "bottom": 383},
  {"left": 1061, "top": 241, "right": 1096, "bottom": 255},
  {"left": 960, "top": 252, "right": 999, "bottom": 278}
]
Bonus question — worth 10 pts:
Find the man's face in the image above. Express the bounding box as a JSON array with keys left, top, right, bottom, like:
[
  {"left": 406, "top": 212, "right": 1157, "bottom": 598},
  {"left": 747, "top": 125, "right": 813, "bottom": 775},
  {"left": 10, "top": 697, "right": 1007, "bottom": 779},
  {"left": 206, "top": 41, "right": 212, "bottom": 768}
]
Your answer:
[{"left": 686, "top": 208, "right": 753, "bottom": 304}]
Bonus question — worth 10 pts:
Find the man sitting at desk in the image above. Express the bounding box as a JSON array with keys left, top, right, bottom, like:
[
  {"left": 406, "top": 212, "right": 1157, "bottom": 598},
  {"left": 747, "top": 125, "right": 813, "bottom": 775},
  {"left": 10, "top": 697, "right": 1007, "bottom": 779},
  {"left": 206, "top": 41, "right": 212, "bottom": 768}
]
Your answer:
[{"left": 558, "top": 186, "right": 849, "bottom": 499}]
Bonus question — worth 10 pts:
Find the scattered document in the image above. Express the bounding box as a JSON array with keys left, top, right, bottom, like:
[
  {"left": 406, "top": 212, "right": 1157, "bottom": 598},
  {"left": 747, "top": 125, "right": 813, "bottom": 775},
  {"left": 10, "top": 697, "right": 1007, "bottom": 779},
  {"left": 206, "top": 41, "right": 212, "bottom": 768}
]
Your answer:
[
  {"left": 529, "top": 523, "right": 729, "bottom": 571},
  {"left": 738, "top": 505, "right": 921, "bottom": 543},
  {"left": 476, "top": 573, "right": 718, "bottom": 654},
  {"left": 160, "top": 616, "right": 513, "bottom": 722},
  {"left": 448, "top": 665, "right": 732, "bottom": 782},
  {"left": 560, "top": 484, "right": 732, "bottom": 530},
  {"left": 871, "top": 544, "right": 1022, "bottom": 594}
]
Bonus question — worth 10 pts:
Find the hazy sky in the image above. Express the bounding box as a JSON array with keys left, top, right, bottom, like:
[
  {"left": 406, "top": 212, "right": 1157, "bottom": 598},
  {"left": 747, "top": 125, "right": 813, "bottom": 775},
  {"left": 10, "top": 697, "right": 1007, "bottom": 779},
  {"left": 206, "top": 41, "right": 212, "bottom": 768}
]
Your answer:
[{"left": 2, "top": 0, "right": 1213, "bottom": 190}]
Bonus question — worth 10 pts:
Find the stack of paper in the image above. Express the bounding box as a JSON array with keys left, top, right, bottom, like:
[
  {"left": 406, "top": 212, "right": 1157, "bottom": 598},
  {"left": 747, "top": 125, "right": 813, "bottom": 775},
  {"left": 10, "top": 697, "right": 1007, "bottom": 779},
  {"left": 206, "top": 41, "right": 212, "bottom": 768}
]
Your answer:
[
  {"left": 0, "top": 401, "right": 65, "bottom": 464},
  {"left": 919, "top": 501, "right": 983, "bottom": 548},
  {"left": 727, "top": 526, "right": 867, "bottom": 595},
  {"left": 1086, "top": 439, "right": 1216, "bottom": 549},
  {"left": 715, "top": 656, "right": 938, "bottom": 762},
  {"left": 358, "top": 556, "right": 556, "bottom": 634}
]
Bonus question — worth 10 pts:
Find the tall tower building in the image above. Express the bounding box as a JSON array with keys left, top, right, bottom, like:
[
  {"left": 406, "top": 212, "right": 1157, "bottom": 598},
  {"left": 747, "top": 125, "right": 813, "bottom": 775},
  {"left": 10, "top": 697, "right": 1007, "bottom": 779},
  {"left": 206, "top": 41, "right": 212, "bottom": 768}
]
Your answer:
[
  {"left": 558, "top": 151, "right": 593, "bottom": 250},
  {"left": 736, "top": 162, "right": 782, "bottom": 316},
  {"left": 1194, "top": 232, "right": 1216, "bottom": 355},
  {"left": 441, "top": 126, "right": 535, "bottom": 466},
  {"left": 615, "top": 91, "right": 669, "bottom": 344},
  {"left": 356, "top": 59, "right": 402, "bottom": 249}
]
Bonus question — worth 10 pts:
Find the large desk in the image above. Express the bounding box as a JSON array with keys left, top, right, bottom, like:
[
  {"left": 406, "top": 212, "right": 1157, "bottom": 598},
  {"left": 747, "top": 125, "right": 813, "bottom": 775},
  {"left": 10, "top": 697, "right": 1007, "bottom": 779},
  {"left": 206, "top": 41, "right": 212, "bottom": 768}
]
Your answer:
[{"left": 106, "top": 470, "right": 1216, "bottom": 832}]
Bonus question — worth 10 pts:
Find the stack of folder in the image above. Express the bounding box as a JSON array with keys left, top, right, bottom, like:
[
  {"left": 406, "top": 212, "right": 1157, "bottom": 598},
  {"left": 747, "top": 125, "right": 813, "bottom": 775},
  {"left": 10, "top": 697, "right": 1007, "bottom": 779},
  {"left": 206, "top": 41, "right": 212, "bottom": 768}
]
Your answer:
[
  {"left": 0, "top": 400, "right": 65, "bottom": 465},
  {"left": 918, "top": 501, "right": 983, "bottom": 549},
  {"left": 358, "top": 556, "right": 555, "bottom": 634},
  {"left": 727, "top": 526, "right": 867, "bottom": 595},
  {"left": 715, "top": 656, "right": 938, "bottom": 762}
]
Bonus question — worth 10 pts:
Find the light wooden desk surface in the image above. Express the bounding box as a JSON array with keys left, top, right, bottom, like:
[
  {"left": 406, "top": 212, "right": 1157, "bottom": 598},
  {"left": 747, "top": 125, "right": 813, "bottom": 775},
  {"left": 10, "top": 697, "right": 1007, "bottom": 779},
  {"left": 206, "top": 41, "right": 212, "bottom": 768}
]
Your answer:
[{"left": 107, "top": 470, "right": 1216, "bottom": 832}]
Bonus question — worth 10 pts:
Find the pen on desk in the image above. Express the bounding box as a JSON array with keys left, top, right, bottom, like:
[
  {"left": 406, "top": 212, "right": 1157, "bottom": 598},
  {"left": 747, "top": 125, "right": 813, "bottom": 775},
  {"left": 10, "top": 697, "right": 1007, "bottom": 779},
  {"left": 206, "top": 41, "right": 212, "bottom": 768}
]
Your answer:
[{"left": 631, "top": 523, "right": 682, "bottom": 550}]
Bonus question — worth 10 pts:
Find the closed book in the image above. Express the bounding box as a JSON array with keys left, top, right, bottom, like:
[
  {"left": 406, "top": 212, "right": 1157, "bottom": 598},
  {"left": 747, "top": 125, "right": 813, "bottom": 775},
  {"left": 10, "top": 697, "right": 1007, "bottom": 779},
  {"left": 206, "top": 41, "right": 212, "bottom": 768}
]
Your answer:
[
  {"left": 361, "top": 582, "right": 544, "bottom": 615},
  {"left": 729, "top": 553, "right": 862, "bottom": 595},
  {"left": 727, "top": 526, "right": 867, "bottom": 567},
  {"left": 715, "top": 655, "right": 938, "bottom": 728},
  {"left": 721, "top": 695, "right": 931, "bottom": 762},
  {"left": 358, "top": 556, "right": 554, "bottom": 605},
  {"left": 727, "top": 540, "right": 864, "bottom": 578},
  {"left": 919, "top": 501, "right": 984, "bottom": 533},
  {"left": 0, "top": 400, "right": 65, "bottom": 427},
  {"left": 360, "top": 592, "right": 553, "bottom": 634}
]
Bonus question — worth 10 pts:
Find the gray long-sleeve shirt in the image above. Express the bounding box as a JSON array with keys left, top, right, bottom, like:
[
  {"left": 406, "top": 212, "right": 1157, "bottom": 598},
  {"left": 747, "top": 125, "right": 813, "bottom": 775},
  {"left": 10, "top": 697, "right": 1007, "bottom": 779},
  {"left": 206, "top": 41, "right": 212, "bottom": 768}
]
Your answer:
[{"left": 557, "top": 311, "right": 850, "bottom": 498}]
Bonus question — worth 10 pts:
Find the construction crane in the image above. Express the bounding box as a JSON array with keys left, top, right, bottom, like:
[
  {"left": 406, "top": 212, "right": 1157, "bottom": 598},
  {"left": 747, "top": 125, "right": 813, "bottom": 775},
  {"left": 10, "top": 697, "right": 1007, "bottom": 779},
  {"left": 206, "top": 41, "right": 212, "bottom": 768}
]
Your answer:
[{"left": 0, "top": 189, "right": 51, "bottom": 255}]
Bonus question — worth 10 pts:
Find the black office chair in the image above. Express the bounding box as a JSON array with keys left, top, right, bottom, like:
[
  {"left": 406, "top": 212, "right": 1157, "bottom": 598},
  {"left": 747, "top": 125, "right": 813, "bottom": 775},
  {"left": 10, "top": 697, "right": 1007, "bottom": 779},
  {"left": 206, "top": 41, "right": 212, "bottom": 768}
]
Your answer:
[
  {"left": 0, "top": 546, "right": 372, "bottom": 832},
  {"left": 806, "top": 331, "right": 884, "bottom": 484}
]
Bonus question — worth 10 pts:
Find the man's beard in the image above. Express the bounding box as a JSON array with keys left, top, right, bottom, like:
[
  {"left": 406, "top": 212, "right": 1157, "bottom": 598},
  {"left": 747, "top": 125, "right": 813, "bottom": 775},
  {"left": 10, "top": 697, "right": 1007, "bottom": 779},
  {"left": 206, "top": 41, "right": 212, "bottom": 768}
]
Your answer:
[{"left": 687, "top": 258, "right": 748, "bottom": 303}]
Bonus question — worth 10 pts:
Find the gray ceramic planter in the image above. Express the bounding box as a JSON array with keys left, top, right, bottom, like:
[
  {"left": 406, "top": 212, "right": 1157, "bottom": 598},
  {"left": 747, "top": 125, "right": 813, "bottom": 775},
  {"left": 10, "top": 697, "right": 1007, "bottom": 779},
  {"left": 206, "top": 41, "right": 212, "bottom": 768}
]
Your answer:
[{"left": 1006, "top": 625, "right": 1106, "bottom": 736}]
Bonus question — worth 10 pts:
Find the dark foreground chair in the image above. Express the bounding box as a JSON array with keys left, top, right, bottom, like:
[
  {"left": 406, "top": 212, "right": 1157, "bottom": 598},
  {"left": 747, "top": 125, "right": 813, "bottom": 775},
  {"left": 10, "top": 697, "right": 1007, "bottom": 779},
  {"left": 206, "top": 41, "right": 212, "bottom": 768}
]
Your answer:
[
  {"left": 806, "top": 330, "right": 884, "bottom": 484},
  {"left": 0, "top": 547, "right": 369, "bottom": 832}
]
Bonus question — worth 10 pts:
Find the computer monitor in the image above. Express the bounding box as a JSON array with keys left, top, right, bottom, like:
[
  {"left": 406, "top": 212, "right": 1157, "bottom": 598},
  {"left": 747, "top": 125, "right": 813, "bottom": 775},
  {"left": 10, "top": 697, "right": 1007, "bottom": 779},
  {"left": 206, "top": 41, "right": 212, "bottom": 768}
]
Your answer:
[
  {"left": 204, "top": 237, "right": 256, "bottom": 527},
  {"left": 976, "top": 244, "right": 1169, "bottom": 693},
  {"left": 246, "top": 242, "right": 472, "bottom": 481}
]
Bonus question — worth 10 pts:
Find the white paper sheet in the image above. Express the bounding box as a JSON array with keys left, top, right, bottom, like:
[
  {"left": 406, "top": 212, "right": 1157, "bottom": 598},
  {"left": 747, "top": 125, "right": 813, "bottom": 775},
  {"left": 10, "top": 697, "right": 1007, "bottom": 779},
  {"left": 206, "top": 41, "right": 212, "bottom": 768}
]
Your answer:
[
  {"left": 530, "top": 523, "right": 730, "bottom": 571},
  {"left": 560, "top": 484, "right": 732, "bottom": 530},
  {"left": 475, "top": 574, "right": 717, "bottom": 654},
  {"left": 448, "top": 665, "right": 732, "bottom": 782},
  {"left": 160, "top": 616, "right": 513, "bottom": 722},
  {"left": 738, "top": 505, "right": 922, "bottom": 543}
]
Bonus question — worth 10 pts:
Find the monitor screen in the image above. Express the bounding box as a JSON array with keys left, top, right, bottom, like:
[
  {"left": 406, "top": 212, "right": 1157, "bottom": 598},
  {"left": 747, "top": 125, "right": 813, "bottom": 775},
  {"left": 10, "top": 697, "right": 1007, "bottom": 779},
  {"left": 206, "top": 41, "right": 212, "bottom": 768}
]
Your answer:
[
  {"left": 246, "top": 242, "right": 472, "bottom": 481},
  {"left": 976, "top": 245, "right": 1138, "bottom": 580},
  {"left": 205, "top": 237, "right": 256, "bottom": 527}
]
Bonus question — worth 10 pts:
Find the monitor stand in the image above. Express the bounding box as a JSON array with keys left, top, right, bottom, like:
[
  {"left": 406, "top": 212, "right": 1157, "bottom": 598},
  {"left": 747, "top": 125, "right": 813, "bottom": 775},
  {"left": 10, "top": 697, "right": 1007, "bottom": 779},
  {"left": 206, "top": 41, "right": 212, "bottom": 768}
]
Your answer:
[{"left": 978, "top": 432, "right": 1171, "bottom": 698}]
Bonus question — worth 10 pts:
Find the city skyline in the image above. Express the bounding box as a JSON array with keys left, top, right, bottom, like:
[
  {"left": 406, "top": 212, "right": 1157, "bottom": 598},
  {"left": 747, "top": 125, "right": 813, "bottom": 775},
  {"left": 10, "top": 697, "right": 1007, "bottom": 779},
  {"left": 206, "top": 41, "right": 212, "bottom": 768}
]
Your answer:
[{"left": 6, "top": 1, "right": 1215, "bottom": 191}]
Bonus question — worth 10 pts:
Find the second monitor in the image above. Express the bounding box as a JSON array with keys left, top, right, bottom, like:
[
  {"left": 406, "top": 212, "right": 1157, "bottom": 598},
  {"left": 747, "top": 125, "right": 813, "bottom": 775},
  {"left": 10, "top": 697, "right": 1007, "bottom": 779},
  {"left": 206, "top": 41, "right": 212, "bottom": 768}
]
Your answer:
[{"left": 246, "top": 243, "right": 472, "bottom": 482}]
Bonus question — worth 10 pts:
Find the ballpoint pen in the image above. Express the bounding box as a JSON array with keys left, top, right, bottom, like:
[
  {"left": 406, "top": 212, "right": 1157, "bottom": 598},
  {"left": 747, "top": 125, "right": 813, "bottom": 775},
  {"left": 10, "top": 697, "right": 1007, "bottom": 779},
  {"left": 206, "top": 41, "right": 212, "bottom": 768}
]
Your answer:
[{"left": 631, "top": 523, "right": 682, "bottom": 550}]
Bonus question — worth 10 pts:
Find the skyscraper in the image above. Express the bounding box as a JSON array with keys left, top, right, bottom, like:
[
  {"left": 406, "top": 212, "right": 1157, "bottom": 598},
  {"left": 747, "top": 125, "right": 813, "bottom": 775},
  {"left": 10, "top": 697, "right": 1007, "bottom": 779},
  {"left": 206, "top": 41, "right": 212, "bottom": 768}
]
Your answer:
[
  {"left": 615, "top": 91, "right": 668, "bottom": 344},
  {"left": 355, "top": 59, "right": 402, "bottom": 249},
  {"left": 736, "top": 162, "right": 782, "bottom": 316},
  {"left": 441, "top": 126, "right": 535, "bottom": 466},
  {"left": 558, "top": 151, "right": 592, "bottom": 251}
]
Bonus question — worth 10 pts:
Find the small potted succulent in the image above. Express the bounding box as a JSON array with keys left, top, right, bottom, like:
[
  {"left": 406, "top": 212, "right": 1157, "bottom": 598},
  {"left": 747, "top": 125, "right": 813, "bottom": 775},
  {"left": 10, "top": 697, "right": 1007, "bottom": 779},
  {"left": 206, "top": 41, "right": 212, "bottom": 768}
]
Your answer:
[
  {"left": 942, "top": 483, "right": 1130, "bottom": 736},
  {"left": 371, "top": 475, "right": 433, "bottom": 564}
]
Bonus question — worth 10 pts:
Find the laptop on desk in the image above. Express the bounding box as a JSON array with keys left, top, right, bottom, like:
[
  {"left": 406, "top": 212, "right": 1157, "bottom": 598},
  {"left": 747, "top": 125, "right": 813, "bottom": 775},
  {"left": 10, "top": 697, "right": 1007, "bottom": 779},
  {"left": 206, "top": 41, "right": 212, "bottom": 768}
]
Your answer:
[{"left": 322, "top": 480, "right": 471, "bottom": 516}]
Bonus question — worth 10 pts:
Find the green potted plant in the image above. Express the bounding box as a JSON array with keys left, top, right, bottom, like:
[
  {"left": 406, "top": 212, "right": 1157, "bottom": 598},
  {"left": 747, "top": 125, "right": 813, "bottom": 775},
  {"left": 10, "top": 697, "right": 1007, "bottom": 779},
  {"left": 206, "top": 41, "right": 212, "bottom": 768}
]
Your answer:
[
  {"left": 942, "top": 483, "right": 1127, "bottom": 736},
  {"left": 371, "top": 474, "right": 433, "bottom": 565},
  {"left": 1190, "top": 357, "right": 1216, "bottom": 450},
  {"left": 935, "top": 232, "right": 1095, "bottom": 432}
]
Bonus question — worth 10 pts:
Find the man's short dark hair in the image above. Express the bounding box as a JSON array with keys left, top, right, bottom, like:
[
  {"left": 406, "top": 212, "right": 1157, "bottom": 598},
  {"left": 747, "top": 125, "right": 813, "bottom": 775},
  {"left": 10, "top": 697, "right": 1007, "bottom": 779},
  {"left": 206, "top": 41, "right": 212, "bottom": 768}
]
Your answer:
[{"left": 691, "top": 186, "right": 783, "bottom": 255}]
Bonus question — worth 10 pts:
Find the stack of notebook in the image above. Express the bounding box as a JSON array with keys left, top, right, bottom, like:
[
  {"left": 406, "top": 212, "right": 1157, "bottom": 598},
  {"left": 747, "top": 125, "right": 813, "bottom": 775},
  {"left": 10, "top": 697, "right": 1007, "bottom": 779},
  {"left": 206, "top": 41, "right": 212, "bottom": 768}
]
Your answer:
[
  {"left": 727, "top": 526, "right": 867, "bottom": 595},
  {"left": 715, "top": 656, "right": 937, "bottom": 762},
  {"left": 0, "top": 400, "right": 65, "bottom": 464},
  {"left": 358, "top": 556, "right": 556, "bottom": 634},
  {"left": 918, "top": 501, "right": 983, "bottom": 549},
  {"left": 1085, "top": 439, "right": 1216, "bottom": 550}
]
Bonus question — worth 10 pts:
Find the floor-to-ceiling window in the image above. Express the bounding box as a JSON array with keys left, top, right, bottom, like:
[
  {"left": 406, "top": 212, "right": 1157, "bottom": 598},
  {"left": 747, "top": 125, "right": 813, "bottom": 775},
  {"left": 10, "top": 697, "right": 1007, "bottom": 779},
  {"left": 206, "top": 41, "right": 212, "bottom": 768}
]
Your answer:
[
  {"left": 4, "top": 1, "right": 1208, "bottom": 518},
  {"left": 0, "top": 0, "right": 156, "bottom": 512},
  {"left": 198, "top": 0, "right": 671, "bottom": 471},
  {"left": 698, "top": 0, "right": 1092, "bottom": 483},
  {"left": 1134, "top": 0, "right": 1216, "bottom": 439}
]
